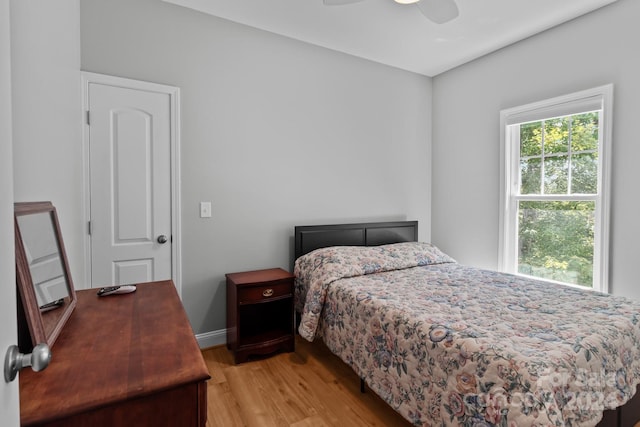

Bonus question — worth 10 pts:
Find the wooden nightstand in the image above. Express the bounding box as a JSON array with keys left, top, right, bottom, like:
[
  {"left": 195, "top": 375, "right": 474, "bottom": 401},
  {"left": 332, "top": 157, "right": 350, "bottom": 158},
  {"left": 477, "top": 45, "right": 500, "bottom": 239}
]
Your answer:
[{"left": 226, "top": 268, "right": 295, "bottom": 364}]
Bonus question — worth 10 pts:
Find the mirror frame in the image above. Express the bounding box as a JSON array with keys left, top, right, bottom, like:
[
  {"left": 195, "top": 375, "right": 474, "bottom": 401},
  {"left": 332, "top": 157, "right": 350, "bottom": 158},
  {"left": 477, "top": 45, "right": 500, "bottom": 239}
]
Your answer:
[{"left": 15, "top": 201, "right": 76, "bottom": 349}]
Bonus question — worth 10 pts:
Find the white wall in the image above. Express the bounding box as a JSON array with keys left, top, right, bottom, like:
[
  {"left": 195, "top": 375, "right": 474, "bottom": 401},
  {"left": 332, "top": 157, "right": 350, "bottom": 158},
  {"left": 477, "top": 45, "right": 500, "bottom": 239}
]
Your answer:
[
  {"left": 80, "top": 0, "right": 432, "bottom": 335},
  {"left": 432, "top": 0, "right": 640, "bottom": 299},
  {"left": 11, "top": 0, "right": 83, "bottom": 288}
]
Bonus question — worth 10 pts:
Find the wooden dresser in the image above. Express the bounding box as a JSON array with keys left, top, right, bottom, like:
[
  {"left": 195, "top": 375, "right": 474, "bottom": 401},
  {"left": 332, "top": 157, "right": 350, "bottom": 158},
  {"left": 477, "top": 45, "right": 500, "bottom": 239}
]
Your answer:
[{"left": 19, "top": 280, "right": 210, "bottom": 427}]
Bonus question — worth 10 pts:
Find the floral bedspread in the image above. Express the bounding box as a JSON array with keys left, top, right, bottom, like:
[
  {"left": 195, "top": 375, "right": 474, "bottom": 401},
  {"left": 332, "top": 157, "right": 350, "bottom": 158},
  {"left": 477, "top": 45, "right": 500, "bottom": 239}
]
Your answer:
[{"left": 294, "top": 243, "right": 640, "bottom": 426}]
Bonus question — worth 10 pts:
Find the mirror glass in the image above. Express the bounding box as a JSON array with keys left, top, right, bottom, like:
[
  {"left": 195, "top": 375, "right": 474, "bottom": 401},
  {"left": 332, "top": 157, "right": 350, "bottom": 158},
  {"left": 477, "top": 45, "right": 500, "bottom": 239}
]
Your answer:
[
  {"left": 17, "top": 212, "right": 70, "bottom": 308},
  {"left": 15, "top": 202, "right": 76, "bottom": 350}
]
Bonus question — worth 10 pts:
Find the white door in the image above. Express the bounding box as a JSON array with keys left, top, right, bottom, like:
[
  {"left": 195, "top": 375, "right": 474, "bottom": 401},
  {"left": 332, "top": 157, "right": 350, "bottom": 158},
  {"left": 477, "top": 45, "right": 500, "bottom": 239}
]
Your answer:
[
  {"left": 1, "top": 0, "right": 20, "bottom": 421},
  {"left": 0, "top": 137, "right": 19, "bottom": 424},
  {"left": 84, "top": 74, "right": 180, "bottom": 289}
]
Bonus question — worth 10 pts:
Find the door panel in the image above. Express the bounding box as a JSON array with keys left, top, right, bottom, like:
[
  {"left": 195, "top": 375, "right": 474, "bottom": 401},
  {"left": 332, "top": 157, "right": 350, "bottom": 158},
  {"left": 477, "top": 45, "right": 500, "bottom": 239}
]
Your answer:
[
  {"left": 114, "top": 259, "right": 153, "bottom": 284},
  {"left": 88, "top": 83, "right": 172, "bottom": 287},
  {"left": 112, "top": 109, "right": 153, "bottom": 243}
]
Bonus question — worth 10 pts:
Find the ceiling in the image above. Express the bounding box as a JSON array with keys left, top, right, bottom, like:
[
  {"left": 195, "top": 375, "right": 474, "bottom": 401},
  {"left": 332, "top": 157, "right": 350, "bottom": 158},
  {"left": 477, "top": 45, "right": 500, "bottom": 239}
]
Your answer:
[{"left": 162, "top": 0, "right": 618, "bottom": 77}]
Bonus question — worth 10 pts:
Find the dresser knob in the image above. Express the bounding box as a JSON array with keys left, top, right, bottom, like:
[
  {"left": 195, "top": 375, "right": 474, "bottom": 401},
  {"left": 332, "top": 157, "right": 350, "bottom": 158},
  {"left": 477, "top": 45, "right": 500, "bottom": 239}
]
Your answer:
[{"left": 262, "top": 288, "right": 274, "bottom": 297}]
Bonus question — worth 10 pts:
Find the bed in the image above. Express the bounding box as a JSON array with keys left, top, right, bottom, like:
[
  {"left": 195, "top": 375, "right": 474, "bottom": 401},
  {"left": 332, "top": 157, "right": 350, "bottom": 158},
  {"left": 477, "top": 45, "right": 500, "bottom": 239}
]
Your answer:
[{"left": 293, "top": 221, "right": 640, "bottom": 427}]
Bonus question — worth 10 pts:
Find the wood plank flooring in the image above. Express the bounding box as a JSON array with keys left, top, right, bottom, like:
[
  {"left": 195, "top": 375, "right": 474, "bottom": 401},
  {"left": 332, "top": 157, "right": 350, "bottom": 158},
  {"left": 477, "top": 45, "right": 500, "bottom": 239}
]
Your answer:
[{"left": 202, "top": 336, "right": 412, "bottom": 427}]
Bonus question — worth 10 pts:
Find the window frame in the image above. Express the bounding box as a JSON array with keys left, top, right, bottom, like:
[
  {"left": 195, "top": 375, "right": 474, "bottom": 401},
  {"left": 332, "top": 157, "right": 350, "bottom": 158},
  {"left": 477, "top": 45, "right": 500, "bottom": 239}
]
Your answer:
[{"left": 499, "top": 85, "right": 613, "bottom": 292}]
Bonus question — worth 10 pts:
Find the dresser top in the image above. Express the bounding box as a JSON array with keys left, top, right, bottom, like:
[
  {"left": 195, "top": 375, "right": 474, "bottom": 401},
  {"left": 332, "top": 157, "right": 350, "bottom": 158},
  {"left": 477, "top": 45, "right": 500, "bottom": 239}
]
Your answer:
[{"left": 19, "top": 280, "right": 210, "bottom": 425}]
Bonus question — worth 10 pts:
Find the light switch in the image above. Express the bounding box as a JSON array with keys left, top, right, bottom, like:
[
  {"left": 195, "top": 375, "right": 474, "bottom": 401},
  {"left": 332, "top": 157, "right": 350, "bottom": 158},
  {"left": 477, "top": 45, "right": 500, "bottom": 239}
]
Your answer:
[{"left": 200, "top": 202, "right": 212, "bottom": 218}]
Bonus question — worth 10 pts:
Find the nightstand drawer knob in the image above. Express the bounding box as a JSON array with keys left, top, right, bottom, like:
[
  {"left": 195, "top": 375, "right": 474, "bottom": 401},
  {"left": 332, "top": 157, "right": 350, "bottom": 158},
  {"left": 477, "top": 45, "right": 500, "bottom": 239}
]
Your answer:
[{"left": 262, "top": 288, "right": 274, "bottom": 297}]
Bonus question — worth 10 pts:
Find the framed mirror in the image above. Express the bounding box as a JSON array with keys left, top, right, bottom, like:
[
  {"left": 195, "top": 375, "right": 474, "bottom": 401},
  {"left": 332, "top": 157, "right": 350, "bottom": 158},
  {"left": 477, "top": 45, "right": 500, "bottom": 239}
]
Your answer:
[{"left": 15, "top": 201, "right": 76, "bottom": 350}]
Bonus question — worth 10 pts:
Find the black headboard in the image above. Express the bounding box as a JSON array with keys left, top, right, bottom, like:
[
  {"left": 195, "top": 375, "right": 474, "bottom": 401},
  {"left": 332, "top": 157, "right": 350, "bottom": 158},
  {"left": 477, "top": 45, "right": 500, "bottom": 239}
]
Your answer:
[{"left": 294, "top": 221, "right": 418, "bottom": 260}]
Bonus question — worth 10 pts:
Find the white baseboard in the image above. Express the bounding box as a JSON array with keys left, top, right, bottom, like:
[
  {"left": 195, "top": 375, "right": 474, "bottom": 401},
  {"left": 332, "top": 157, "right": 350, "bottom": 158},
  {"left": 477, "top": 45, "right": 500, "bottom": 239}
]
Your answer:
[{"left": 196, "top": 328, "right": 226, "bottom": 349}]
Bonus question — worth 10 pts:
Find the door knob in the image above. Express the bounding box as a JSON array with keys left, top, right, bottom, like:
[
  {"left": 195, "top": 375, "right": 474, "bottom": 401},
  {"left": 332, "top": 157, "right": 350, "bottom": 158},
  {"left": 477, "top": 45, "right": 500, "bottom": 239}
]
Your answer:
[
  {"left": 157, "top": 235, "right": 168, "bottom": 244},
  {"left": 4, "top": 343, "right": 51, "bottom": 383}
]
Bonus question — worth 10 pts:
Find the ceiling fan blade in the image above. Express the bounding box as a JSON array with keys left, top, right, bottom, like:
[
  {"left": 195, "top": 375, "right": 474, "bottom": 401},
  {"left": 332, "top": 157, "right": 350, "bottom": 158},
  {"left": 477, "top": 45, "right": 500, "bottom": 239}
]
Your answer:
[
  {"left": 417, "top": 0, "right": 459, "bottom": 24},
  {"left": 323, "top": 0, "right": 365, "bottom": 5}
]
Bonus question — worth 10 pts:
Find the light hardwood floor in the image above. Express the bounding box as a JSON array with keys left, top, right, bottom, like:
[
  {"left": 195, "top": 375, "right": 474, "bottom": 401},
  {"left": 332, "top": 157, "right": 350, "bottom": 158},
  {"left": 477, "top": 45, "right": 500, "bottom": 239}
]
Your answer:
[{"left": 202, "top": 336, "right": 413, "bottom": 427}]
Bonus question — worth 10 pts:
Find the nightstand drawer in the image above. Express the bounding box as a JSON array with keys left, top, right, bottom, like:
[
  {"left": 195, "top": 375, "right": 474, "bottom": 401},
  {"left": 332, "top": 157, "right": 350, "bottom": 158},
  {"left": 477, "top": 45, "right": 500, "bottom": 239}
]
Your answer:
[{"left": 238, "top": 281, "right": 292, "bottom": 304}]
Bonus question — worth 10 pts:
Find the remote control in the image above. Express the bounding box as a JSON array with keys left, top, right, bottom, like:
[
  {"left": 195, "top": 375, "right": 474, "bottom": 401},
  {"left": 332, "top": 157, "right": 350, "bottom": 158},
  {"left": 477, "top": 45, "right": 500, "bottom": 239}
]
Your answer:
[
  {"left": 97, "top": 285, "right": 137, "bottom": 297},
  {"left": 39, "top": 298, "right": 65, "bottom": 312}
]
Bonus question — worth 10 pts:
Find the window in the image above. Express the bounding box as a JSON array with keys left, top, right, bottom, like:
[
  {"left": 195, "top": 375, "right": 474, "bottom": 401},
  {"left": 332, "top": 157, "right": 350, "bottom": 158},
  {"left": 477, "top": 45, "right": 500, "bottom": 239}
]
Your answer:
[{"left": 499, "top": 85, "right": 613, "bottom": 292}]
